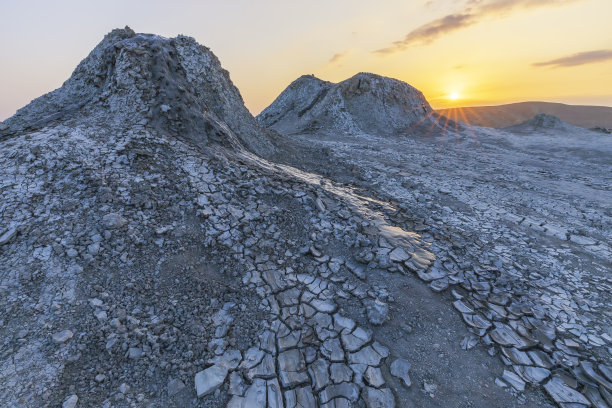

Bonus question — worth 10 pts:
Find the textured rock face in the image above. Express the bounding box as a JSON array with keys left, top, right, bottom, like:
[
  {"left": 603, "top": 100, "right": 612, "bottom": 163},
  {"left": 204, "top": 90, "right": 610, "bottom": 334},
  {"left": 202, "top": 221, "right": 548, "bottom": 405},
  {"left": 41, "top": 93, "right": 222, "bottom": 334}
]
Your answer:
[
  {"left": 257, "top": 72, "right": 433, "bottom": 136},
  {"left": 0, "top": 27, "right": 274, "bottom": 156}
]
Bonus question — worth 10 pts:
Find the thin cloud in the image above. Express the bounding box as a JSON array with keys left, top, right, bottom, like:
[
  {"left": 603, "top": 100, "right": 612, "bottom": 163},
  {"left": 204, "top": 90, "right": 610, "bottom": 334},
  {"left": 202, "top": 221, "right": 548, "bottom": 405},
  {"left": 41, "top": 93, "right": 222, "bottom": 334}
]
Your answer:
[
  {"left": 328, "top": 51, "right": 349, "bottom": 65},
  {"left": 376, "top": 14, "right": 475, "bottom": 54},
  {"left": 375, "top": 0, "right": 583, "bottom": 55},
  {"left": 533, "top": 49, "right": 612, "bottom": 68}
]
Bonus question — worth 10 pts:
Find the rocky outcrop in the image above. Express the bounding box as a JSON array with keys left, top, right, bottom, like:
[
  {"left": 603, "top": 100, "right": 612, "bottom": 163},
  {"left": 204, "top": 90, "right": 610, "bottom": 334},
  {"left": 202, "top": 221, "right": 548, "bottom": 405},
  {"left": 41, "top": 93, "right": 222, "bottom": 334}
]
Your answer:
[
  {"left": 0, "top": 26, "right": 274, "bottom": 156},
  {"left": 257, "top": 73, "right": 434, "bottom": 136}
]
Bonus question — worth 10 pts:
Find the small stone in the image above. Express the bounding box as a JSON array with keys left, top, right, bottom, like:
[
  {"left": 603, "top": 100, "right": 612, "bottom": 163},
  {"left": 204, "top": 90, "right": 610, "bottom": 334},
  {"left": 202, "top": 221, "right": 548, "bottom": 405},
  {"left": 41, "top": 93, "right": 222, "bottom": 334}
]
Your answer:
[
  {"left": 278, "top": 349, "right": 309, "bottom": 387},
  {"left": 209, "top": 349, "right": 242, "bottom": 370},
  {"left": 333, "top": 313, "right": 356, "bottom": 332},
  {"left": 365, "top": 299, "right": 389, "bottom": 326},
  {"left": 167, "top": 378, "right": 185, "bottom": 396},
  {"left": 284, "top": 386, "right": 317, "bottom": 407},
  {"left": 490, "top": 323, "right": 536, "bottom": 350},
  {"left": 102, "top": 213, "right": 127, "bottom": 229},
  {"left": 128, "top": 347, "right": 143, "bottom": 359},
  {"left": 423, "top": 381, "right": 437, "bottom": 395},
  {"left": 94, "top": 310, "right": 108, "bottom": 322},
  {"left": 330, "top": 363, "right": 353, "bottom": 383},
  {"left": 310, "top": 298, "right": 336, "bottom": 313},
  {"left": 321, "top": 337, "right": 345, "bottom": 362},
  {"left": 267, "top": 378, "right": 284, "bottom": 408},
  {"left": 195, "top": 365, "right": 229, "bottom": 397},
  {"left": 320, "top": 383, "right": 360, "bottom": 404},
  {"left": 462, "top": 313, "right": 491, "bottom": 330},
  {"left": 544, "top": 376, "right": 591, "bottom": 405},
  {"left": 241, "top": 347, "right": 265, "bottom": 369},
  {"left": 308, "top": 358, "right": 330, "bottom": 391},
  {"left": 364, "top": 366, "right": 385, "bottom": 388},
  {"left": 52, "top": 330, "right": 73, "bottom": 344},
  {"left": 243, "top": 378, "right": 267, "bottom": 406},
  {"left": 389, "top": 247, "right": 411, "bottom": 262},
  {"left": 460, "top": 335, "right": 479, "bottom": 350},
  {"left": 453, "top": 300, "right": 474, "bottom": 314},
  {"left": 89, "top": 298, "right": 103, "bottom": 307},
  {"left": 87, "top": 242, "right": 100, "bottom": 255},
  {"left": 228, "top": 372, "right": 246, "bottom": 396},
  {"left": 390, "top": 358, "right": 411, "bottom": 387},
  {"left": 502, "top": 370, "right": 525, "bottom": 392},
  {"left": 0, "top": 226, "right": 18, "bottom": 246},
  {"left": 515, "top": 366, "right": 550, "bottom": 384},
  {"left": 95, "top": 374, "right": 106, "bottom": 382},
  {"left": 342, "top": 327, "right": 371, "bottom": 352},
  {"left": 62, "top": 394, "right": 78, "bottom": 408},
  {"left": 310, "top": 246, "right": 322, "bottom": 257},
  {"left": 349, "top": 345, "right": 386, "bottom": 366},
  {"left": 247, "top": 353, "right": 276, "bottom": 379},
  {"left": 501, "top": 347, "right": 532, "bottom": 365}
]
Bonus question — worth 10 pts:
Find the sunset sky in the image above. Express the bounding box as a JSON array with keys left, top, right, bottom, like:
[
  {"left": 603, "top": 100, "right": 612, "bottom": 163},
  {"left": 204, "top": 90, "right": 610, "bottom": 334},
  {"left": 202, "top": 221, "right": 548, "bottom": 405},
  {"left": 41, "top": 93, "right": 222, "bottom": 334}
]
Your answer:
[{"left": 1, "top": 0, "right": 611, "bottom": 120}]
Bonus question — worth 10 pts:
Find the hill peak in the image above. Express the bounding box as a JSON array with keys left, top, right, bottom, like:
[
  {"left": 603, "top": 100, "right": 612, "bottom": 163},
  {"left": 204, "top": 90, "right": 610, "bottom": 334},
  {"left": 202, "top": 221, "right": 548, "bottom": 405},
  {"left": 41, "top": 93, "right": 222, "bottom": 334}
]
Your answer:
[
  {"left": 1, "top": 27, "right": 274, "bottom": 156},
  {"left": 258, "top": 73, "right": 433, "bottom": 136}
]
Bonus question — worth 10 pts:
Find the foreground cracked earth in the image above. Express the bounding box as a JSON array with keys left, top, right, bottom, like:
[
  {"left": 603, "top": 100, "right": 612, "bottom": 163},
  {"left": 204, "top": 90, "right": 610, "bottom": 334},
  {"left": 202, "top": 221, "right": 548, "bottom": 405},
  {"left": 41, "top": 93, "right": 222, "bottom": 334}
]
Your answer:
[
  {"left": 269, "top": 123, "right": 612, "bottom": 408},
  {"left": 1, "top": 118, "right": 610, "bottom": 408}
]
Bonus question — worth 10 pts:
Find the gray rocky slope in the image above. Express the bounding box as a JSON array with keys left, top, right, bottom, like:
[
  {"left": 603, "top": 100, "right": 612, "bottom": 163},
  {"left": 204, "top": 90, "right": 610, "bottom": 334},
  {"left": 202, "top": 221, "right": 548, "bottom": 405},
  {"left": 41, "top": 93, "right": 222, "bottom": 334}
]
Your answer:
[
  {"left": 0, "top": 26, "right": 275, "bottom": 157},
  {"left": 0, "top": 28, "right": 610, "bottom": 408},
  {"left": 257, "top": 73, "right": 435, "bottom": 137},
  {"left": 259, "top": 77, "right": 612, "bottom": 407}
]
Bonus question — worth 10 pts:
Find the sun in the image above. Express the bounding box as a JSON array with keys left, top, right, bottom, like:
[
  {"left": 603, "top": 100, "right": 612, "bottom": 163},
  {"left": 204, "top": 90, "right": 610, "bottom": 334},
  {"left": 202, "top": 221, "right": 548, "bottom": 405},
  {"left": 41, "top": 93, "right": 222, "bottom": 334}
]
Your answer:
[{"left": 449, "top": 92, "right": 460, "bottom": 101}]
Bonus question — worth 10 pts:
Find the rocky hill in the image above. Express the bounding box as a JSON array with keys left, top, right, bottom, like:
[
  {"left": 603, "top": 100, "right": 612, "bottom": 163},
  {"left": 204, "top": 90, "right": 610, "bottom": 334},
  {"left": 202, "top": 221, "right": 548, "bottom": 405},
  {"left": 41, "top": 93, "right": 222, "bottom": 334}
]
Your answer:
[
  {"left": 0, "top": 28, "right": 444, "bottom": 408},
  {"left": 503, "top": 113, "right": 584, "bottom": 133},
  {"left": 0, "top": 26, "right": 274, "bottom": 157},
  {"left": 257, "top": 73, "right": 434, "bottom": 136}
]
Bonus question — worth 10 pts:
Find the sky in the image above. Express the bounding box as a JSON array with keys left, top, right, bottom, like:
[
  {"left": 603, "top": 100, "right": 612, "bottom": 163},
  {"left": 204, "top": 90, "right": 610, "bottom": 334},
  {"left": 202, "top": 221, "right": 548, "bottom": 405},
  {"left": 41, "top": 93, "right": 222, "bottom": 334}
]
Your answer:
[{"left": 1, "top": 0, "right": 611, "bottom": 120}]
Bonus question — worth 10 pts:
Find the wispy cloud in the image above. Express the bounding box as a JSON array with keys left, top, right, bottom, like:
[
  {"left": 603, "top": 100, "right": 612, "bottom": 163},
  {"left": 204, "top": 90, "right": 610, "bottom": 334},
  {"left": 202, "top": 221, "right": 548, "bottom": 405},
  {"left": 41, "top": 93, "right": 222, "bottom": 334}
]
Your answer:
[
  {"left": 376, "top": 13, "right": 474, "bottom": 54},
  {"left": 328, "top": 51, "right": 349, "bottom": 65},
  {"left": 533, "top": 49, "right": 612, "bottom": 68},
  {"left": 375, "top": 0, "right": 583, "bottom": 55}
]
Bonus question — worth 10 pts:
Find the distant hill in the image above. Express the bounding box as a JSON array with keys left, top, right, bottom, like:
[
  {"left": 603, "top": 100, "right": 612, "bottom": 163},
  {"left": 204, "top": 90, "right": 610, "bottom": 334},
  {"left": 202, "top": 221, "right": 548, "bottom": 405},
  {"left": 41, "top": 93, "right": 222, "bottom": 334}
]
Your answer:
[
  {"left": 257, "top": 73, "right": 434, "bottom": 136},
  {"left": 503, "top": 113, "right": 586, "bottom": 134},
  {"left": 436, "top": 101, "right": 612, "bottom": 129}
]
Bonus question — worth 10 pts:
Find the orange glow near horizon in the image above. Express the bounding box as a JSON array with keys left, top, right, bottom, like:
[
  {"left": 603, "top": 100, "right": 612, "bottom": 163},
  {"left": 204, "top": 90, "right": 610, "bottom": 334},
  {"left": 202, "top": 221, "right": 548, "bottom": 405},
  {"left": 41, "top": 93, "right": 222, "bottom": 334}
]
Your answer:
[{"left": 0, "top": 0, "right": 611, "bottom": 120}]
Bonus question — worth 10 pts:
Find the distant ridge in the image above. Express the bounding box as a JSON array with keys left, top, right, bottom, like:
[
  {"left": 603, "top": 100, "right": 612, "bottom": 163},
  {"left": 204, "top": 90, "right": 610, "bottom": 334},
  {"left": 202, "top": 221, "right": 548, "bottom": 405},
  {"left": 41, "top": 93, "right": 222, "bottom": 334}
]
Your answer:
[
  {"left": 436, "top": 101, "right": 612, "bottom": 129},
  {"left": 503, "top": 113, "right": 586, "bottom": 133}
]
